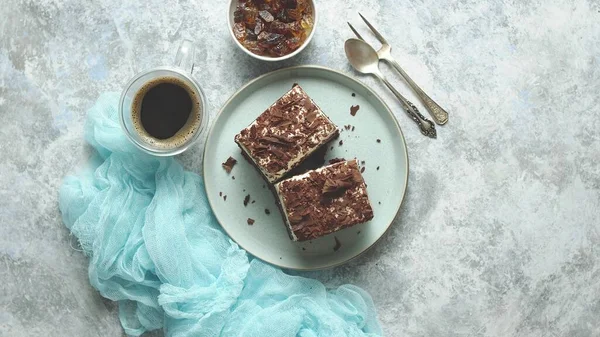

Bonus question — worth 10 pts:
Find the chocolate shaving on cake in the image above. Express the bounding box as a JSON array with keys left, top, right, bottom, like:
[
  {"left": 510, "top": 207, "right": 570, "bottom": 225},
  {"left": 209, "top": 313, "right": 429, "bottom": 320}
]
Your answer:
[
  {"left": 322, "top": 178, "right": 354, "bottom": 194},
  {"left": 252, "top": 143, "right": 269, "bottom": 154},
  {"left": 289, "top": 214, "right": 303, "bottom": 223},
  {"left": 262, "top": 136, "right": 291, "bottom": 146},
  {"left": 274, "top": 119, "right": 293, "bottom": 127},
  {"left": 328, "top": 158, "right": 346, "bottom": 164},
  {"left": 222, "top": 157, "right": 237, "bottom": 173},
  {"left": 270, "top": 109, "right": 285, "bottom": 119},
  {"left": 300, "top": 97, "right": 314, "bottom": 111},
  {"left": 352, "top": 170, "right": 362, "bottom": 182},
  {"left": 306, "top": 111, "right": 318, "bottom": 123},
  {"left": 271, "top": 147, "right": 289, "bottom": 160}
]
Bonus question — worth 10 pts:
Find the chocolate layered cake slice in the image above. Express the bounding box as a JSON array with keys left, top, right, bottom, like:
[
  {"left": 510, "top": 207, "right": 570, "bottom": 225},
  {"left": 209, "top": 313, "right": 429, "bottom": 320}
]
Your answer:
[
  {"left": 274, "top": 160, "right": 374, "bottom": 241},
  {"left": 234, "top": 84, "right": 339, "bottom": 184}
]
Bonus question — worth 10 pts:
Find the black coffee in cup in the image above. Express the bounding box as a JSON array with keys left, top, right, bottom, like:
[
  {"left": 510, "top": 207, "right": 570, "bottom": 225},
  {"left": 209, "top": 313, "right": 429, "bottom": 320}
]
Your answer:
[{"left": 131, "top": 76, "right": 202, "bottom": 149}]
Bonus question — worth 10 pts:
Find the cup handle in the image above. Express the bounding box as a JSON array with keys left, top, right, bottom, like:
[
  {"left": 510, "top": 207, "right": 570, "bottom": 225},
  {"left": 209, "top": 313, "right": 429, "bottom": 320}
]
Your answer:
[{"left": 174, "top": 39, "right": 195, "bottom": 74}]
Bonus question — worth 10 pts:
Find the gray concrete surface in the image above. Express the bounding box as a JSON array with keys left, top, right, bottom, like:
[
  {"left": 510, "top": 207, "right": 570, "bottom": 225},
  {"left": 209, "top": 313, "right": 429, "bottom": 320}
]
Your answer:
[{"left": 1, "top": 0, "right": 600, "bottom": 336}]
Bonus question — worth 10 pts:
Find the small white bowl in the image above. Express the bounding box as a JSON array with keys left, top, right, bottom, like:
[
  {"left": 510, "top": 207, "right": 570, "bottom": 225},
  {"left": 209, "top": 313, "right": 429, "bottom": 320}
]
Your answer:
[{"left": 227, "top": 0, "right": 317, "bottom": 62}]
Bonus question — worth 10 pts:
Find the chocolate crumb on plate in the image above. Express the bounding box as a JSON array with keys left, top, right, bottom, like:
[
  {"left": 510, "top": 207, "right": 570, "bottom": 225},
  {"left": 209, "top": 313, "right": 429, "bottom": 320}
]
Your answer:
[
  {"left": 361, "top": 167, "right": 365, "bottom": 173},
  {"left": 351, "top": 93, "right": 356, "bottom": 97},
  {"left": 302, "top": 247, "right": 306, "bottom": 251},
  {"left": 247, "top": 218, "right": 255, "bottom": 225},
  {"left": 232, "top": 176, "right": 235, "bottom": 180},
  {"left": 265, "top": 208, "right": 271, "bottom": 215},
  {"left": 352, "top": 126, "right": 355, "bottom": 131},
  {"left": 333, "top": 237, "right": 342, "bottom": 251},
  {"left": 378, "top": 201, "right": 381, "bottom": 205},
  {"left": 357, "top": 231, "right": 361, "bottom": 235},
  {"left": 377, "top": 166, "right": 380, "bottom": 170},
  {"left": 251, "top": 200, "right": 256, "bottom": 204},
  {"left": 243, "top": 194, "right": 250, "bottom": 207},
  {"left": 350, "top": 105, "right": 360, "bottom": 116},
  {"left": 223, "top": 195, "right": 227, "bottom": 201},
  {"left": 219, "top": 192, "right": 222, "bottom": 197},
  {"left": 330, "top": 146, "right": 334, "bottom": 150},
  {"left": 361, "top": 160, "right": 365, "bottom": 165},
  {"left": 339, "top": 140, "right": 343, "bottom": 146},
  {"left": 222, "top": 157, "right": 237, "bottom": 173},
  {"left": 262, "top": 185, "right": 266, "bottom": 189},
  {"left": 376, "top": 139, "right": 381, "bottom": 143}
]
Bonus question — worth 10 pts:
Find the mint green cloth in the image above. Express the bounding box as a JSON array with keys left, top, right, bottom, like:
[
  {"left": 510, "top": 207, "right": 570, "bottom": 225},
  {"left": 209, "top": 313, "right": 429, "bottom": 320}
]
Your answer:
[{"left": 59, "top": 92, "right": 382, "bottom": 337}]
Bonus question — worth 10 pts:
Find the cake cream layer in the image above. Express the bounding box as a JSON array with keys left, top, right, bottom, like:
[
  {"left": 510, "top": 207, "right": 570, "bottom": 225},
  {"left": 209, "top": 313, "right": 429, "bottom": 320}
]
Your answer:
[
  {"left": 234, "top": 84, "right": 338, "bottom": 184},
  {"left": 275, "top": 160, "right": 374, "bottom": 241}
]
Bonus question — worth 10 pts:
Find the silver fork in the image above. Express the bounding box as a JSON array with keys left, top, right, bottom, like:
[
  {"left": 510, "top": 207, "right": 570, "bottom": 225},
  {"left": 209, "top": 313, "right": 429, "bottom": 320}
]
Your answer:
[{"left": 348, "top": 13, "right": 449, "bottom": 125}]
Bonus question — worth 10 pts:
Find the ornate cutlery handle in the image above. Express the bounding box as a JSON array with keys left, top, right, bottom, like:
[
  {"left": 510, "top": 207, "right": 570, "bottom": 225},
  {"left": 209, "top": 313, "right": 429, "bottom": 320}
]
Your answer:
[
  {"left": 379, "top": 76, "right": 437, "bottom": 138},
  {"left": 405, "top": 100, "right": 437, "bottom": 138},
  {"left": 387, "top": 58, "right": 449, "bottom": 125}
]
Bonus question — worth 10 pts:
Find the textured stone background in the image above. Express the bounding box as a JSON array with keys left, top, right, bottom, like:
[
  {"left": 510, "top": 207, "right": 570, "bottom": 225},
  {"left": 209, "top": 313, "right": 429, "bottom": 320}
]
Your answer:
[{"left": 1, "top": 0, "right": 600, "bottom": 336}]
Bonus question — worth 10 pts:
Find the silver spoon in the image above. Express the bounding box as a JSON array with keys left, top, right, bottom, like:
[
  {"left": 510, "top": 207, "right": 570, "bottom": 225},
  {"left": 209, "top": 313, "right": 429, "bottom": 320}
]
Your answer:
[{"left": 344, "top": 38, "right": 436, "bottom": 138}]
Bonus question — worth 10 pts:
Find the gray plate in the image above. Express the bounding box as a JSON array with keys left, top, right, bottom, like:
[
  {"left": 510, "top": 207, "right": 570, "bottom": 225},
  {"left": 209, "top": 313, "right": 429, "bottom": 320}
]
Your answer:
[{"left": 203, "top": 65, "right": 408, "bottom": 270}]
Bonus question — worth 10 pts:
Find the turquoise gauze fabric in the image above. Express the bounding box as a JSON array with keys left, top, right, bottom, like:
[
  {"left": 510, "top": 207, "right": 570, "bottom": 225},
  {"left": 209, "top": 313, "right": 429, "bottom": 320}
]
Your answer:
[{"left": 58, "top": 92, "right": 383, "bottom": 337}]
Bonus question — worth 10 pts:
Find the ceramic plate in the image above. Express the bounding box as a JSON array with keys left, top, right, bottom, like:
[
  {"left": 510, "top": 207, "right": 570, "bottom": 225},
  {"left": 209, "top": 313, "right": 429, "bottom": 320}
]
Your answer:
[{"left": 203, "top": 65, "right": 408, "bottom": 270}]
